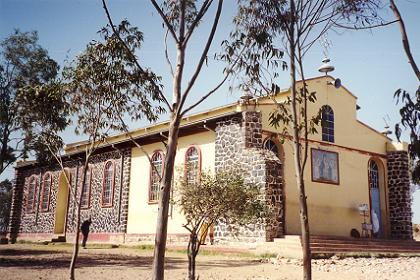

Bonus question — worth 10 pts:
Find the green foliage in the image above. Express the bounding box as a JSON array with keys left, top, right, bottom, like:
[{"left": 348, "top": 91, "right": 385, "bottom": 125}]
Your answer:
[
  {"left": 268, "top": 87, "right": 321, "bottom": 137},
  {"left": 223, "top": 0, "right": 383, "bottom": 136},
  {"left": 336, "top": 0, "right": 382, "bottom": 24},
  {"left": 395, "top": 86, "right": 420, "bottom": 184},
  {"left": 63, "top": 20, "right": 165, "bottom": 140},
  {"left": 176, "top": 170, "right": 268, "bottom": 279},
  {"left": 0, "top": 30, "right": 68, "bottom": 172},
  {"left": 18, "top": 80, "right": 69, "bottom": 164},
  {"left": 161, "top": 0, "right": 198, "bottom": 31},
  {"left": 226, "top": 3, "right": 386, "bottom": 279},
  {"left": 219, "top": 0, "right": 286, "bottom": 96},
  {"left": 177, "top": 171, "right": 267, "bottom": 232},
  {"left": 0, "top": 179, "right": 12, "bottom": 233}
]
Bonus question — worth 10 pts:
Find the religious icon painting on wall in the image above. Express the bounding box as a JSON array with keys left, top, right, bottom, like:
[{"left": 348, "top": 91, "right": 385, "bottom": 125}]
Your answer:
[{"left": 311, "top": 148, "right": 339, "bottom": 185}]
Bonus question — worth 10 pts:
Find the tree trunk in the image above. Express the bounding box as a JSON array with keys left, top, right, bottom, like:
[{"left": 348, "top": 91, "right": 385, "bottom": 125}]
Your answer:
[
  {"left": 69, "top": 210, "right": 81, "bottom": 280},
  {"left": 188, "top": 253, "right": 196, "bottom": 280},
  {"left": 289, "top": 1, "right": 311, "bottom": 279},
  {"left": 152, "top": 21, "right": 186, "bottom": 278},
  {"left": 389, "top": 0, "right": 420, "bottom": 81},
  {"left": 69, "top": 161, "right": 89, "bottom": 280},
  {"left": 152, "top": 117, "right": 181, "bottom": 280},
  {"left": 0, "top": 123, "right": 10, "bottom": 175},
  {"left": 187, "top": 233, "right": 198, "bottom": 280}
]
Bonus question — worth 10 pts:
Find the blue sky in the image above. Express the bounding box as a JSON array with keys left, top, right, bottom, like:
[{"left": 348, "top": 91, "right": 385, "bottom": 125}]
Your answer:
[{"left": 0, "top": 0, "right": 419, "bottom": 223}]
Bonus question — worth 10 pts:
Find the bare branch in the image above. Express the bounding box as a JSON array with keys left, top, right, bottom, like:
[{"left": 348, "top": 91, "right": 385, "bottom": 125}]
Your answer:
[
  {"left": 296, "top": 42, "right": 309, "bottom": 174},
  {"left": 150, "top": 0, "right": 179, "bottom": 43},
  {"left": 331, "top": 19, "right": 398, "bottom": 30},
  {"left": 181, "top": 38, "right": 250, "bottom": 117},
  {"left": 101, "top": 0, "right": 172, "bottom": 111},
  {"left": 390, "top": 0, "right": 420, "bottom": 81},
  {"left": 115, "top": 114, "right": 162, "bottom": 181},
  {"left": 181, "top": 70, "right": 229, "bottom": 117},
  {"left": 179, "top": 0, "right": 186, "bottom": 41},
  {"left": 178, "top": 0, "right": 224, "bottom": 112},
  {"left": 182, "top": 223, "right": 194, "bottom": 234},
  {"left": 41, "top": 136, "right": 78, "bottom": 207},
  {"left": 184, "top": 0, "right": 213, "bottom": 45},
  {"left": 164, "top": 29, "right": 175, "bottom": 77},
  {"left": 0, "top": 160, "right": 15, "bottom": 175}
]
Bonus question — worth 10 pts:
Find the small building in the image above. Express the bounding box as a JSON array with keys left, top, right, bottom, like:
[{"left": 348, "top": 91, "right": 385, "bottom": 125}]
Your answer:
[{"left": 7, "top": 76, "right": 413, "bottom": 244}]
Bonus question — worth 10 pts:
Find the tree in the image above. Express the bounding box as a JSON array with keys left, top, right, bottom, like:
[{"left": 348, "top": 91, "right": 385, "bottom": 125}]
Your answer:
[
  {"left": 225, "top": 1, "right": 383, "bottom": 279},
  {"left": 0, "top": 30, "right": 68, "bottom": 176},
  {"left": 0, "top": 179, "right": 12, "bottom": 234},
  {"left": 390, "top": 0, "right": 419, "bottom": 184},
  {"left": 100, "top": 1, "right": 241, "bottom": 278},
  {"left": 176, "top": 171, "right": 267, "bottom": 280},
  {"left": 394, "top": 87, "right": 420, "bottom": 185},
  {"left": 39, "top": 21, "right": 164, "bottom": 280}
]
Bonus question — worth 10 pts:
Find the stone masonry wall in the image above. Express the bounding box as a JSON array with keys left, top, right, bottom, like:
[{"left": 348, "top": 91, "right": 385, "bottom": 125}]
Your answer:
[
  {"left": 387, "top": 151, "right": 412, "bottom": 240},
  {"left": 214, "top": 111, "right": 284, "bottom": 242},
  {"left": 8, "top": 148, "right": 131, "bottom": 242},
  {"left": 8, "top": 168, "right": 25, "bottom": 243},
  {"left": 8, "top": 163, "right": 65, "bottom": 242}
]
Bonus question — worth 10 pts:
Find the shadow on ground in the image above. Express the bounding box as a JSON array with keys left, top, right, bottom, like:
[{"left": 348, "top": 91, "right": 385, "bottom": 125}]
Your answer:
[{"left": 0, "top": 246, "right": 258, "bottom": 271}]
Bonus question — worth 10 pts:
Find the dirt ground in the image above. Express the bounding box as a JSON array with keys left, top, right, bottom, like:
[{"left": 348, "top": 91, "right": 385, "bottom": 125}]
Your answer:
[{"left": 1, "top": 243, "right": 419, "bottom": 280}]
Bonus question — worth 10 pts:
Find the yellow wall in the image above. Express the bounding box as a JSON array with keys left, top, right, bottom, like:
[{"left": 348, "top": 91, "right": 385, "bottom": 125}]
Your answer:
[
  {"left": 281, "top": 142, "right": 389, "bottom": 237},
  {"left": 260, "top": 77, "right": 389, "bottom": 155},
  {"left": 126, "top": 76, "right": 396, "bottom": 238},
  {"left": 258, "top": 77, "right": 391, "bottom": 237},
  {"left": 126, "top": 131, "right": 215, "bottom": 235}
]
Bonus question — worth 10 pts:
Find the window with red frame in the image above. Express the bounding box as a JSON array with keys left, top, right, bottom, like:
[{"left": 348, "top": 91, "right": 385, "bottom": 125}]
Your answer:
[
  {"left": 321, "top": 105, "right": 334, "bottom": 143},
  {"left": 40, "top": 173, "right": 52, "bottom": 211},
  {"left": 80, "top": 167, "right": 92, "bottom": 208},
  {"left": 149, "top": 151, "right": 164, "bottom": 202},
  {"left": 102, "top": 161, "right": 114, "bottom": 206},
  {"left": 185, "top": 146, "right": 200, "bottom": 184},
  {"left": 26, "top": 176, "right": 38, "bottom": 212}
]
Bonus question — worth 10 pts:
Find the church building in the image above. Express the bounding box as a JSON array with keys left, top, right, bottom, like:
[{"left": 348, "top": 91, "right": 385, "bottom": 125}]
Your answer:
[{"left": 7, "top": 75, "right": 413, "bottom": 244}]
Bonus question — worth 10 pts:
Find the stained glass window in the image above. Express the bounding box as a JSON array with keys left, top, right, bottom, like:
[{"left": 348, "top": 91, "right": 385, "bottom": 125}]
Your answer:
[
  {"left": 102, "top": 161, "right": 114, "bottom": 206},
  {"left": 80, "top": 167, "right": 91, "bottom": 208},
  {"left": 185, "top": 147, "right": 200, "bottom": 184},
  {"left": 321, "top": 105, "right": 334, "bottom": 143},
  {"left": 40, "top": 173, "right": 52, "bottom": 211},
  {"left": 150, "top": 152, "right": 164, "bottom": 202},
  {"left": 26, "top": 176, "right": 38, "bottom": 212}
]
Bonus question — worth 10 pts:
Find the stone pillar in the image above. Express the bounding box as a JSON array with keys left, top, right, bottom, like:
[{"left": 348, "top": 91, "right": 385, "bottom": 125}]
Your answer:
[
  {"left": 243, "top": 111, "right": 263, "bottom": 149},
  {"left": 7, "top": 167, "right": 25, "bottom": 243},
  {"left": 266, "top": 160, "right": 284, "bottom": 238},
  {"left": 215, "top": 115, "right": 243, "bottom": 173},
  {"left": 387, "top": 151, "right": 412, "bottom": 240},
  {"left": 214, "top": 111, "right": 284, "bottom": 242},
  {"left": 119, "top": 148, "right": 132, "bottom": 233}
]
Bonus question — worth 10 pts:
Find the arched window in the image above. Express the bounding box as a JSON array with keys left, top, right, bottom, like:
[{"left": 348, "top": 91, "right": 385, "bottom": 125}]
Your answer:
[
  {"left": 321, "top": 105, "right": 334, "bottom": 143},
  {"left": 149, "top": 151, "right": 164, "bottom": 202},
  {"left": 101, "top": 161, "right": 115, "bottom": 207},
  {"left": 185, "top": 146, "right": 200, "bottom": 184},
  {"left": 40, "top": 173, "right": 52, "bottom": 211},
  {"left": 263, "top": 139, "right": 279, "bottom": 158},
  {"left": 368, "top": 160, "right": 382, "bottom": 237},
  {"left": 80, "top": 167, "right": 92, "bottom": 209},
  {"left": 369, "top": 161, "right": 379, "bottom": 190},
  {"left": 26, "top": 176, "right": 38, "bottom": 212}
]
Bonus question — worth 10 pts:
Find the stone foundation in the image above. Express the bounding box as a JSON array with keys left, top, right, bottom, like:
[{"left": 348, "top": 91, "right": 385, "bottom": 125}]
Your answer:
[{"left": 387, "top": 151, "right": 412, "bottom": 240}]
